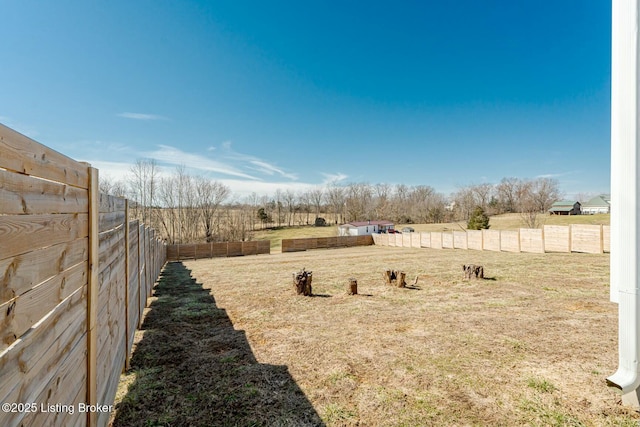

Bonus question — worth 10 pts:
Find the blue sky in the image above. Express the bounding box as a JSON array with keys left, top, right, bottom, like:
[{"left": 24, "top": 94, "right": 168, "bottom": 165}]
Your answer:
[{"left": 1, "top": 1, "right": 611, "bottom": 199}]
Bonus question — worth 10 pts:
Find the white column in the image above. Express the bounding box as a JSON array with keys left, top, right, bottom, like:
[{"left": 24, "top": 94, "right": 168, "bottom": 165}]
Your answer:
[{"left": 607, "top": 0, "right": 640, "bottom": 406}]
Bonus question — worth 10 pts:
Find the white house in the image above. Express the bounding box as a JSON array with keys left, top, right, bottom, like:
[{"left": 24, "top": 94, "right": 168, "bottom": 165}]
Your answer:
[
  {"left": 338, "top": 220, "right": 394, "bottom": 236},
  {"left": 581, "top": 195, "right": 611, "bottom": 214}
]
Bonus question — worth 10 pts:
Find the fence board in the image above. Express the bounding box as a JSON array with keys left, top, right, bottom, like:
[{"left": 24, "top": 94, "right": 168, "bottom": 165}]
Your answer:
[
  {"left": 482, "top": 229, "right": 501, "bottom": 251},
  {"left": 420, "top": 232, "right": 431, "bottom": 248},
  {"left": 520, "top": 228, "right": 544, "bottom": 253},
  {"left": 411, "top": 233, "right": 421, "bottom": 248},
  {"left": 467, "top": 230, "right": 482, "bottom": 250},
  {"left": 99, "top": 193, "right": 126, "bottom": 213},
  {"left": 544, "top": 225, "right": 571, "bottom": 253},
  {"left": 257, "top": 240, "right": 270, "bottom": 254},
  {"left": 0, "top": 213, "right": 89, "bottom": 261},
  {"left": 0, "top": 123, "right": 89, "bottom": 189},
  {"left": 0, "top": 286, "right": 86, "bottom": 417},
  {"left": 242, "top": 241, "right": 258, "bottom": 255},
  {"left": 0, "top": 261, "right": 87, "bottom": 352},
  {"left": 0, "top": 238, "right": 87, "bottom": 306},
  {"left": 99, "top": 210, "right": 126, "bottom": 232},
  {"left": 227, "top": 242, "right": 243, "bottom": 256},
  {"left": 442, "top": 232, "right": 454, "bottom": 249},
  {"left": 452, "top": 231, "right": 467, "bottom": 249},
  {"left": 28, "top": 334, "right": 86, "bottom": 427},
  {"left": 196, "top": 243, "right": 212, "bottom": 259},
  {"left": 0, "top": 169, "right": 89, "bottom": 215},
  {"left": 603, "top": 225, "right": 611, "bottom": 253},
  {"left": 500, "top": 230, "right": 520, "bottom": 252},
  {"left": 401, "top": 233, "right": 411, "bottom": 248},
  {"left": 571, "top": 224, "right": 603, "bottom": 254},
  {"left": 431, "top": 232, "right": 443, "bottom": 249}
]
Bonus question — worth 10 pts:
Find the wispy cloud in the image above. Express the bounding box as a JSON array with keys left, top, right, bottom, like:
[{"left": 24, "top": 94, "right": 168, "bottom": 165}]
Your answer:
[
  {"left": 220, "top": 141, "right": 299, "bottom": 181},
  {"left": 248, "top": 160, "right": 298, "bottom": 180},
  {"left": 146, "top": 145, "right": 259, "bottom": 180},
  {"left": 536, "top": 171, "right": 580, "bottom": 179},
  {"left": 117, "top": 112, "right": 168, "bottom": 121},
  {"left": 321, "top": 172, "right": 349, "bottom": 184}
]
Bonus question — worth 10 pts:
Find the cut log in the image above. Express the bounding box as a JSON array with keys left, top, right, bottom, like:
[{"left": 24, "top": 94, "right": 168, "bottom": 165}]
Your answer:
[
  {"left": 463, "top": 264, "right": 484, "bottom": 279},
  {"left": 383, "top": 269, "right": 406, "bottom": 287},
  {"left": 293, "top": 268, "right": 313, "bottom": 296},
  {"left": 347, "top": 278, "right": 358, "bottom": 295},
  {"left": 397, "top": 271, "right": 406, "bottom": 288}
]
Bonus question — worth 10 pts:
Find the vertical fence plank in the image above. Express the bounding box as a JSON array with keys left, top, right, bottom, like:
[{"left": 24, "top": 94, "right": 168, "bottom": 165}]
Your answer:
[
  {"left": 86, "top": 166, "right": 99, "bottom": 427},
  {"left": 124, "top": 200, "right": 131, "bottom": 371}
]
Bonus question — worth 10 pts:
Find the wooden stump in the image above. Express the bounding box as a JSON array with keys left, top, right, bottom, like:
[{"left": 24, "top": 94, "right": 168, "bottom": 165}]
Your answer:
[
  {"left": 347, "top": 278, "right": 358, "bottom": 295},
  {"left": 293, "top": 268, "right": 313, "bottom": 296},
  {"left": 383, "top": 269, "right": 406, "bottom": 287},
  {"left": 396, "top": 271, "right": 406, "bottom": 288},
  {"left": 462, "top": 264, "right": 484, "bottom": 280}
]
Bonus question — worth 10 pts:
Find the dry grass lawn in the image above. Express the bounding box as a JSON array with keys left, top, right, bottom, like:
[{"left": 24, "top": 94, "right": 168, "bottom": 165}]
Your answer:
[{"left": 113, "top": 245, "right": 638, "bottom": 426}]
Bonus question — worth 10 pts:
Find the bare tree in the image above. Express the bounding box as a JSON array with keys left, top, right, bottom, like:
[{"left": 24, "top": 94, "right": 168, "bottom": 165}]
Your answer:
[
  {"left": 99, "top": 174, "right": 128, "bottom": 198},
  {"left": 129, "top": 159, "right": 158, "bottom": 225},
  {"left": 195, "top": 176, "right": 230, "bottom": 242},
  {"left": 283, "top": 190, "right": 296, "bottom": 227},
  {"left": 496, "top": 177, "right": 521, "bottom": 214},
  {"left": 326, "top": 182, "right": 346, "bottom": 225},
  {"left": 309, "top": 187, "right": 325, "bottom": 221}
]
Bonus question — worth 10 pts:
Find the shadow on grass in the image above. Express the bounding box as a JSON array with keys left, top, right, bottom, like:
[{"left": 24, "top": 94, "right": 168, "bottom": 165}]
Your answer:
[{"left": 112, "top": 262, "right": 325, "bottom": 427}]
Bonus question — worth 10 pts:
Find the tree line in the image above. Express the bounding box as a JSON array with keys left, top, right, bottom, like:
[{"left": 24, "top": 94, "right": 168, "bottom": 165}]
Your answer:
[{"left": 99, "top": 159, "right": 564, "bottom": 244}]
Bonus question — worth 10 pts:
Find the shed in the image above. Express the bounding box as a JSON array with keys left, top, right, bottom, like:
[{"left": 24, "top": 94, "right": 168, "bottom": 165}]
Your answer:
[{"left": 549, "top": 201, "right": 581, "bottom": 215}]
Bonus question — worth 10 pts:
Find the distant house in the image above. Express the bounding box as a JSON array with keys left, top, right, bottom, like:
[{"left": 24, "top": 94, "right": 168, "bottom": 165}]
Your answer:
[
  {"left": 549, "top": 201, "right": 581, "bottom": 215},
  {"left": 581, "top": 195, "right": 611, "bottom": 214},
  {"left": 338, "top": 220, "right": 395, "bottom": 236}
]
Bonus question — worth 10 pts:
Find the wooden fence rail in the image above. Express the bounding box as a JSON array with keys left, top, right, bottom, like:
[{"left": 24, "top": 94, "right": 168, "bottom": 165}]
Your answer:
[
  {"left": 281, "top": 235, "right": 373, "bottom": 252},
  {"left": 166, "top": 240, "right": 270, "bottom": 261},
  {"left": 372, "top": 224, "right": 610, "bottom": 254},
  {"left": 0, "top": 123, "right": 166, "bottom": 427}
]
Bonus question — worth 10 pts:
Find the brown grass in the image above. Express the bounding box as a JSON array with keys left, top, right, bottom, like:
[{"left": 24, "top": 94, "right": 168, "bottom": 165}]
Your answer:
[{"left": 113, "top": 245, "right": 637, "bottom": 426}]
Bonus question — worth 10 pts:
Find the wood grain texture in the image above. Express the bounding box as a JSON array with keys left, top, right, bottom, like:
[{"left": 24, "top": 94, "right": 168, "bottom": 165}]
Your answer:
[
  {"left": 0, "top": 286, "right": 86, "bottom": 411},
  {"left": 0, "top": 169, "right": 89, "bottom": 215},
  {"left": 0, "top": 213, "right": 89, "bottom": 261},
  {"left": 0, "top": 123, "right": 89, "bottom": 189},
  {"left": 0, "top": 261, "right": 87, "bottom": 351},
  {"left": 0, "top": 238, "right": 87, "bottom": 306}
]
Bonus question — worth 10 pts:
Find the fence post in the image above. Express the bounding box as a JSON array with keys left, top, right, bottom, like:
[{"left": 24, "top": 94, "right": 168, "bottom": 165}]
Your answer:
[
  {"left": 124, "top": 200, "right": 131, "bottom": 371},
  {"left": 86, "top": 166, "right": 99, "bottom": 427},
  {"left": 137, "top": 222, "right": 143, "bottom": 328}
]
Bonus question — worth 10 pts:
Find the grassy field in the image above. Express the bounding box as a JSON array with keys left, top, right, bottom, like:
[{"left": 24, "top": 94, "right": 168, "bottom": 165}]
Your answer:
[
  {"left": 112, "top": 245, "right": 636, "bottom": 426},
  {"left": 252, "top": 214, "right": 610, "bottom": 252}
]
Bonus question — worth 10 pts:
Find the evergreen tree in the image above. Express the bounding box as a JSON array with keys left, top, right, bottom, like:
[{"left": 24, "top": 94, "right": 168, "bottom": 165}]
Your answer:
[{"left": 467, "top": 206, "right": 490, "bottom": 230}]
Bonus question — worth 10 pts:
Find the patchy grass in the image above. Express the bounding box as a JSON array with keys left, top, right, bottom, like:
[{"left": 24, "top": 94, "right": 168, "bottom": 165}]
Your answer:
[
  {"left": 112, "top": 245, "right": 635, "bottom": 426},
  {"left": 175, "top": 246, "right": 634, "bottom": 426},
  {"left": 111, "top": 262, "right": 323, "bottom": 427}
]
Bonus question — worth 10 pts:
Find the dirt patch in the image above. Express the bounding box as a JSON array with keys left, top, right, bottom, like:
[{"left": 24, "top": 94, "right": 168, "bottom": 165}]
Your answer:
[{"left": 112, "top": 246, "right": 639, "bottom": 426}]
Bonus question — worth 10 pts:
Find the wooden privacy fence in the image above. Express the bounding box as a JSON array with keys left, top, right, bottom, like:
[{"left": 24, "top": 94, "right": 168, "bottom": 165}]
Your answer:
[
  {"left": 372, "top": 224, "right": 610, "bottom": 254},
  {"left": 282, "top": 235, "right": 374, "bottom": 252},
  {"left": 166, "top": 240, "right": 270, "bottom": 261},
  {"left": 0, "top": 124, "right": 166, "bottom": 427}
]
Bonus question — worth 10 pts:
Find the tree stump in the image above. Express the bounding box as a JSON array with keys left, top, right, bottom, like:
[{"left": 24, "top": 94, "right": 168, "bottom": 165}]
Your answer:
[
  {"left": 383, "top": 269, "right": 406, "bottom": 287},
  {"left": 347, "top": 278, "right": 358, "bottom": 295},
  {"left": 463, "top": 264, "right": 484, "bottom": 280},
  {"left": 293, "top": 268, "right": 313, "bottom": 296},
  {"left": 396, "top": 271, "right": 407, "bottom": 288}
]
